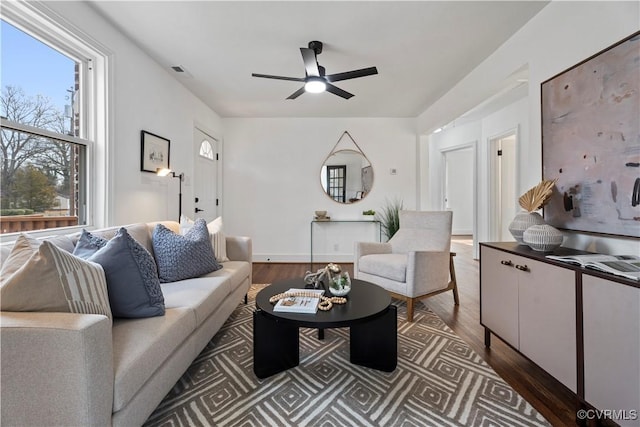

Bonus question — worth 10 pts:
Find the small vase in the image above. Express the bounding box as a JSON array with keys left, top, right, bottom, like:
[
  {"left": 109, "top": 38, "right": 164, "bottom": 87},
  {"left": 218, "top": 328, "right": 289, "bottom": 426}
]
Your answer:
[
  {"left": 523, "top": 224, "right": 564, "bottom": 252},
  {"left": 329, "top": 272, "right": 351, "bottom": 297},
  {"left": 508, "top": 211, "right": 544, "bottom": 244}
]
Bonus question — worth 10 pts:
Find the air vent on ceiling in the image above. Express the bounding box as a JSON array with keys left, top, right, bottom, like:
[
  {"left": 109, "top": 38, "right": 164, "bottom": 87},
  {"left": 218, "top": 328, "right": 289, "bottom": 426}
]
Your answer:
[{"left": 170, "top": 65, "right": 193, "bottom": 78}]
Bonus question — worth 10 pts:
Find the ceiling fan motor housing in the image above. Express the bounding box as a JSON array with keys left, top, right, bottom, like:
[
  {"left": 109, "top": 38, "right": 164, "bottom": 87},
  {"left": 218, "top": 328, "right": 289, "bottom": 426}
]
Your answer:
[{"left": 308, "top": 40, "right": 323, "bottom": 55}]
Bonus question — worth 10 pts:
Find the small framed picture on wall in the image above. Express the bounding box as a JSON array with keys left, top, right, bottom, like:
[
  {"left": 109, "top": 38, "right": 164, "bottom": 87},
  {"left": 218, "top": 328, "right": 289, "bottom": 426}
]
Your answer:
[{"left": 140, "top": 130, "right": 170, "bottom": 173}]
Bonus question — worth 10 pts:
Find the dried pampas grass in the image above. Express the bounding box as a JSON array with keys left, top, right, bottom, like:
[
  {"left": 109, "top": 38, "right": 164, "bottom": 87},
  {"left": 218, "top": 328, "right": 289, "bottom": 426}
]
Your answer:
[{"left": 519, "top": 179, "right": 557, "bottom": 212}]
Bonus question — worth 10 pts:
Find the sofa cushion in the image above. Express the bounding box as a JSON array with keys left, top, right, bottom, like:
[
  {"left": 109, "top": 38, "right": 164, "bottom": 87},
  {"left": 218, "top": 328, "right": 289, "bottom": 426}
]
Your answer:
[
  {"left": 74, "top": 228, "right": 165, "bottom": 319},
  {"left": 111, "top": 307, "right": 195, "bottom": 412},
  {"left": 358, "top": 253, "right": 408, "bottom": 283},
  {"left": 0, "top": 235, "right": 112, "bottom": 321},
  {"left": 201, "top": 261, "right": 251, "bottom": 296},
  {"left": 152, "top": 219, "right": 221, "bottom": 282},
  {"left": 161, "top": 276, "right": 229, "bottom": 327}
]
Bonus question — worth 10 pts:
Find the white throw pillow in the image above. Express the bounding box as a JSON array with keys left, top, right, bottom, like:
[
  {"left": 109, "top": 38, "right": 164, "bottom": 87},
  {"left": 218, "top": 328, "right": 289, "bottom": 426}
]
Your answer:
[
  {"left": 180, "top": 215, "right": 228, "bottom": 262},
  {"left": 207, "top": 217, "right": 229, "bottom": 262},
  {"left": 179, "top": 214, "right": 194, "bottom": 234}
]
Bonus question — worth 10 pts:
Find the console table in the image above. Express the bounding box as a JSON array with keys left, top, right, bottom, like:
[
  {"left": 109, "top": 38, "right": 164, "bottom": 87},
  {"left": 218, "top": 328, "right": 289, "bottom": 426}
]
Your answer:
[
  {"left": 480, "top": 242, "right": 640, "bottom": 424},
  {"left": 310, "top": 219, "right": 381, "bottom": 267}
]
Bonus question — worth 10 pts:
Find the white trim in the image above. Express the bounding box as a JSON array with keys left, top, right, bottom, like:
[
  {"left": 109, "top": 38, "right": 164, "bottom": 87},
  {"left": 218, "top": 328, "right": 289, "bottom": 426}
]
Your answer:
[{"left": 0, "top": 119, "right": 91, "bottom": 146}]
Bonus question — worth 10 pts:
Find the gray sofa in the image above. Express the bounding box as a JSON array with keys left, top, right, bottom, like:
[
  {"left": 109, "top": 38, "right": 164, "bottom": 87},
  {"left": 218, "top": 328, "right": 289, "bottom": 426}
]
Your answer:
[{"left": 0, "top": 221, "right": 252, "bottom": 427}]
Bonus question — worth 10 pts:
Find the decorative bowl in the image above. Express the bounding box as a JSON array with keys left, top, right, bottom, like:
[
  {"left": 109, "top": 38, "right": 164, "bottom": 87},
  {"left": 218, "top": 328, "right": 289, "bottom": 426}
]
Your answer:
[
  {"left": 523, "top": 224, "right": 564, "bottom": 252},
  {"left": 315, "top": 210, "right": 327, "bottom": 219}
]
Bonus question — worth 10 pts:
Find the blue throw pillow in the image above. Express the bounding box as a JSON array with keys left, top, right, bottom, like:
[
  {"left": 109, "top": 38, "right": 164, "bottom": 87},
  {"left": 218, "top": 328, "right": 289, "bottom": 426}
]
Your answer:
[
  {"left": 73, "top": 229, "right": 108, "bottom": 258},
  {"left": 74, "top": 228, "right": 165, "bottom": 318},
  {"left": 152, "top": 218, "right": 222, "bottom": 283}
]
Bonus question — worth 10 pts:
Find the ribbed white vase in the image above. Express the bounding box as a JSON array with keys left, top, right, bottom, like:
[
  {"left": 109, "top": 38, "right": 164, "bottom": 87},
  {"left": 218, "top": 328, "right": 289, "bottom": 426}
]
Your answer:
[
  {"left": 508, "top": 211, "right": 545, "bottom": 244},
  {"left": 523, "top": 224, "right": 564, "bottom": 252}
]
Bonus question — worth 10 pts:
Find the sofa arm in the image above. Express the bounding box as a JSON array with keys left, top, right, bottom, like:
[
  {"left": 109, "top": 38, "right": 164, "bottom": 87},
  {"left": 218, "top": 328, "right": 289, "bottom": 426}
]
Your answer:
[
  {"left": 226, "top": 236, "right": 252, "bottom": 263},
  {"left": 1, "top": 312, "right": 113, "bottom": 427}
]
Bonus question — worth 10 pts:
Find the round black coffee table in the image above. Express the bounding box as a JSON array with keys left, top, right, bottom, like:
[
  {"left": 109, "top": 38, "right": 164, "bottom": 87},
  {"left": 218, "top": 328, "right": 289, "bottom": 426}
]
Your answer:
[{"left": 253, "top": 278, "right": 397, "bottom": 378}]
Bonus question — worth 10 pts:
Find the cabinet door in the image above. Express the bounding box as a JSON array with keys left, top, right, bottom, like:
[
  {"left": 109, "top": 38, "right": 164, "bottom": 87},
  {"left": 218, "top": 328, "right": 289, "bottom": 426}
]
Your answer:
[
  {"left": 480, "top": 246, "right": 519, "bottom": 348},
  {"left": 583, "top": 275, "right": 640, "bottom": 421},
  {"left": 518, "top": 256, "right": 577, "bottom": 392}
]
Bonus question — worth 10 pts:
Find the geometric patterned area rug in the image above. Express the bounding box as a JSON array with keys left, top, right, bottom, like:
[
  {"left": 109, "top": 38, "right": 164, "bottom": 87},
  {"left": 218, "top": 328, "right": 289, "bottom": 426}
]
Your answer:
[{"left": 144, "top": 285, "right": 550, "bottom": 427}]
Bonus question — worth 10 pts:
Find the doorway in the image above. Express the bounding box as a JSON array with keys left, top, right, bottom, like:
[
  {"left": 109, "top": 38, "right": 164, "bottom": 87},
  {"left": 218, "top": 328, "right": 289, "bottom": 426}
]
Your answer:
[
  {"left": 193, "top": 127, "right": 220, "bottom": 222},
  {"left": 442, "top": 144, "right": 476, "bottom": 237},
  {"left": 489, "top": 129, "right": 517, "bottom": 241}
]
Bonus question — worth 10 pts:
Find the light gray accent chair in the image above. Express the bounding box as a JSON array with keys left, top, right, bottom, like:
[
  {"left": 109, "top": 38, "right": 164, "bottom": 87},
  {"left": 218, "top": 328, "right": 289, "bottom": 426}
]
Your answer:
[{"left": 354, "top": 210, "right": 459, "bottom": 322}]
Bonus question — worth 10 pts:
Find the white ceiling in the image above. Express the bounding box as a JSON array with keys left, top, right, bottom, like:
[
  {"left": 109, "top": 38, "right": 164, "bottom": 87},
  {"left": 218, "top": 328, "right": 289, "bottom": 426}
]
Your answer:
[{"left": 89, "top": 1, "right": 548, "bottom": 118}]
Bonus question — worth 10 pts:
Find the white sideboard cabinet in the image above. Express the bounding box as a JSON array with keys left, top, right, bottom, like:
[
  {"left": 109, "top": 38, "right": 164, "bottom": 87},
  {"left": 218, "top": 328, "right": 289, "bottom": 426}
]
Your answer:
[
  {"left": 480, "top": 244, "right": 576, "bottom": 392},
  {"left": 480, "top": 242, "right": 640, "bottom": 422}
]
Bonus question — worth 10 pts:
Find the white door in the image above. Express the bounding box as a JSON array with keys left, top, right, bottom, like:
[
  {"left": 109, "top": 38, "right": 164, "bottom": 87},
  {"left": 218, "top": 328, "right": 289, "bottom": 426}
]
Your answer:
[
  {"left": 193, "top": 127, "right": 219, "bottom": 222},
  {"left": 443, "top": 146, "right": 474, "bottom": 235}
]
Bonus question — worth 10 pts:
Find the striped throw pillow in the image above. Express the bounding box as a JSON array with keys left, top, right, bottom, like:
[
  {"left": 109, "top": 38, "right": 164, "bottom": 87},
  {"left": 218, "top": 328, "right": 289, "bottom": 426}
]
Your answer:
[{"left": 0, "top": 235, "right": 112, "bottom": 322}]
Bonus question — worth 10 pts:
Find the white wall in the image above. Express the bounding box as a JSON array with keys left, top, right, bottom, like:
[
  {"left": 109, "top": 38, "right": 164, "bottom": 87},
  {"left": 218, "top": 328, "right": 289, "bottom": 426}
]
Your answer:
[
  {"left": 221, "top": 118, "right": 416, "bottom": 261},
  {"left": 36, "top": 1, "right": 639, "bottom": 257},
  {"left": 419, "top": 1, "right": 639, "bottom": 255},
  {"left": 42, "top": 1, "right": 223, "bottom": 226}
]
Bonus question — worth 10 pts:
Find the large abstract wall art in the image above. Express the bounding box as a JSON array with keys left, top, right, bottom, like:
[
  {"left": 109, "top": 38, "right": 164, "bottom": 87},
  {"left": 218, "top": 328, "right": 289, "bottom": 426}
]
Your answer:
[{"left": 542, "top": 31, "right": 640, "bottom": 238}]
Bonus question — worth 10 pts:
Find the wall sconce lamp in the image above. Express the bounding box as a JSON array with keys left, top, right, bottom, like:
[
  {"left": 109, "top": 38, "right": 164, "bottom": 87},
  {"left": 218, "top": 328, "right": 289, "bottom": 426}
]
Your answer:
[{"left": 157, "top": 168, "right": 184, "bottom": 220}]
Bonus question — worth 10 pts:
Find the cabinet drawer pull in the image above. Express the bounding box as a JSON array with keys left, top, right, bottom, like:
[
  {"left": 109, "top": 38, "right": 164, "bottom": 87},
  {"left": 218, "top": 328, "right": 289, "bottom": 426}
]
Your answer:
[
  {"left": 500, "top": 260, "right": 513, "bottom": 266},
  {"left": 515, "top": 264, "right": 530, "bottom": 272}
]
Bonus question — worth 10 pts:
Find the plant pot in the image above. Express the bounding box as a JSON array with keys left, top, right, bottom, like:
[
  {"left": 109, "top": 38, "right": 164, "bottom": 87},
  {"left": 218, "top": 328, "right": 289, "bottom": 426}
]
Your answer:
[
  {"left": 523, "top": 224, "right": 564, "bottom": 252},
  {"left": 508, "top": 211, "right": 545, "bottom": 244}
]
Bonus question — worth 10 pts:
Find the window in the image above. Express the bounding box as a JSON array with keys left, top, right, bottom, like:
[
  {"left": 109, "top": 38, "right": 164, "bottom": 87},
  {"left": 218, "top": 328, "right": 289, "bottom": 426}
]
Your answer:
[
  {"left": 199, "top": 139, "right": 214, "bottom": 160},
  {"left": 0, "top": 2, "right": 109, "bottom": 236}
]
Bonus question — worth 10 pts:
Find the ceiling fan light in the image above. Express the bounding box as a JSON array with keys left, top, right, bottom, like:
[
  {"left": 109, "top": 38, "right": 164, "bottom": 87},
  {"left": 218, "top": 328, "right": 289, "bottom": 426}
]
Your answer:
[{"left": 305, "top": 78, "right": 326, "bottom": 93}]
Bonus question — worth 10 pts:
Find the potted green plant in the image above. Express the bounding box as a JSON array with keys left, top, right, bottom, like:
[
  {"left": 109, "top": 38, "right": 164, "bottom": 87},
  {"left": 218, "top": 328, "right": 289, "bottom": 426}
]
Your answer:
[
  {"left": 362, "top": 209, "right": 376, "bottom": 220},
  {"left": 377, "top": 198, "right": 403, "bottom": 240}
]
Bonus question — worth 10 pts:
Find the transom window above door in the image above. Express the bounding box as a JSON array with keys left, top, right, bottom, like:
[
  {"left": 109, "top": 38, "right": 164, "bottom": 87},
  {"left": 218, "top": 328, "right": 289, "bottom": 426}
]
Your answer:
[{"left": 199, "top": 139, "right": 214, "bottom": 160}]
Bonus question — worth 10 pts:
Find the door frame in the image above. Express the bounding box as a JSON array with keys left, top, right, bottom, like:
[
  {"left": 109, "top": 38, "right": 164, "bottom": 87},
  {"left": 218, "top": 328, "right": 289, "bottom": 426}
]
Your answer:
[
  {"left": 487, "top": 126, "right": 519, "bottom": 241},
  {"left": 193, "top": 123, "right": 223, "bottom": 219},
  {"left": 439, "top": 141, "right": 477, "bottom": 245}
]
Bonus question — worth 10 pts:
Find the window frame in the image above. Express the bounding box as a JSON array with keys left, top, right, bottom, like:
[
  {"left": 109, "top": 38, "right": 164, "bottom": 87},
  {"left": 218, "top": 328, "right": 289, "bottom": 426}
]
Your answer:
[{"left": 0, "top": 1, "right": 111, "bottom": 242}]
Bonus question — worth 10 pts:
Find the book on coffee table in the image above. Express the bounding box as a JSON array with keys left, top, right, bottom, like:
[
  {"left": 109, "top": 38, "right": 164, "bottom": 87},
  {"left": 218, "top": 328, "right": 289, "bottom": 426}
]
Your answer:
[{"left": 273, "top": 288, "right": 324, "bottom": 314}]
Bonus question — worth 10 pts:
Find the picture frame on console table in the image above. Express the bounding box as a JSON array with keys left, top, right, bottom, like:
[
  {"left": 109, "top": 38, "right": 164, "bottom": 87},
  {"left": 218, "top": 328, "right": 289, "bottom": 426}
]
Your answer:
[
  {"left": 541, "top": 31, "right": 640, "bottom": 238},
  {"left": 140, "top": 130, "right": 170, "bottom": 173}
]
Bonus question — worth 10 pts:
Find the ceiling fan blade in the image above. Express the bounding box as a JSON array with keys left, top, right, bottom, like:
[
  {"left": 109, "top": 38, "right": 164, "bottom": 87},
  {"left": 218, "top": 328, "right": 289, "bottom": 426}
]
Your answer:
[
  {"left": 325, "top": 67, "right": 378, "bottom": 83},
  {"left": 252, "top": 73, "right": 304, "bottom": 82},
  {"left": 300, "top": 48, "right": 320, "bottom": 77},
  {"left": 326, "top": 83, "right": 354, "bottom": 99},
  {"left": 286, "top": 87, "right": 306, "bottom": 100}
]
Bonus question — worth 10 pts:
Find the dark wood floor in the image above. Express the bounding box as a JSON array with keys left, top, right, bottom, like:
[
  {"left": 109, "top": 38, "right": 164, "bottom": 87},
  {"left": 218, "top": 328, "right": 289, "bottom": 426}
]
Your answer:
[{"left": 252, "top": 237, "right": 578, "bottom": 427}]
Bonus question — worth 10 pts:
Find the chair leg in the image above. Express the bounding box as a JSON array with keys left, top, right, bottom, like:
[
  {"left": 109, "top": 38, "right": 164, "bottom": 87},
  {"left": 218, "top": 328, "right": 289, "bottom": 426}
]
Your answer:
[
  {"left": 406, "top": 297, "right": 414, "bottom": 322},
  {"left": 449, "top": 254, "right": 460, "bottom": 306}
]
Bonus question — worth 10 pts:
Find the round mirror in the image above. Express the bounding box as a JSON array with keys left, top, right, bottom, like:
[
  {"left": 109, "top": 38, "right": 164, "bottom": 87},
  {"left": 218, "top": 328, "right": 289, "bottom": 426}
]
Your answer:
[{"left": 320, "top": 149, "right": 374, "bottom": 204}]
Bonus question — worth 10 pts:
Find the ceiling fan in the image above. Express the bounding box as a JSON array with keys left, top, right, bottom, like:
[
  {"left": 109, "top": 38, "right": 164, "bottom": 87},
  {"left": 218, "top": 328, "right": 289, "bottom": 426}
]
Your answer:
[{"left": 251, "top": 41, "right": 378, "bottom": 100}]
